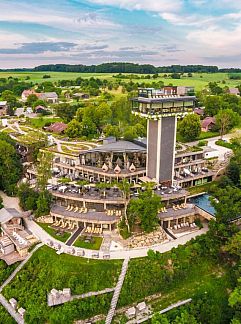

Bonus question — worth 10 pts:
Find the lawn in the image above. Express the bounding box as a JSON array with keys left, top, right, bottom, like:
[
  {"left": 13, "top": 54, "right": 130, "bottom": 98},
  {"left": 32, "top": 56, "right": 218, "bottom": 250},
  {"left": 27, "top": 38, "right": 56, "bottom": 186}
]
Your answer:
[
  {"left": 0, "top": 71, "right": 115, "bottom": 83},
  {"left": 0, "top": 260, "right": 19, "bottom": 286},
  {"left": 187, "top": 182, "right": 214, "bottom": 196},
  {"left": 38, "top": 222, "right": 72, "bottom": 243},
  {"left": 176, "top": 130, "right": 219, "bottom": 143},
  {"left": 118, "top": 236, "right": 234, "bottom": 324},
  {"left": 2, "top": 246, "right": 122, "bottom": 324},
  {"left": 0, "top": 305, "right": 16, "bottom": 324},
  {"left": 29, "top": 117, "right": 62, "bottom": 129},
  {"left": 73, "top": 236, "right": 103, "bottom": 250}
]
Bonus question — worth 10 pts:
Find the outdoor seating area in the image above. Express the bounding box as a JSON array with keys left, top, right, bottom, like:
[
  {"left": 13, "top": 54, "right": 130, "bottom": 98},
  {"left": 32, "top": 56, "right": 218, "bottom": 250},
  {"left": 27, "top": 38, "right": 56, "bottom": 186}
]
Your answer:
[
  {"left": 52, "top": 219, "right": 78, "bottom": 231},
  {"left": 65, "top": 205, "right": 88, "bottom": 213},
  {"left": 171, "top": 222, "right": 198, "bottom": 231},
  {"left": 84, "top": 226, "right": 102, "bottom": 234},
  {"left": 106, "top": 209, "right": 122, "bottom": 216}
]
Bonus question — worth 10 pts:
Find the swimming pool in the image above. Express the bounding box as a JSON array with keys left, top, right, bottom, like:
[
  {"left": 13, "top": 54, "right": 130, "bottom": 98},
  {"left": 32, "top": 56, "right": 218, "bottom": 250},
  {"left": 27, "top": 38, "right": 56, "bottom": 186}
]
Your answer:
[{"left": 189, "top": 194, "right": 216, "bottom": 216}]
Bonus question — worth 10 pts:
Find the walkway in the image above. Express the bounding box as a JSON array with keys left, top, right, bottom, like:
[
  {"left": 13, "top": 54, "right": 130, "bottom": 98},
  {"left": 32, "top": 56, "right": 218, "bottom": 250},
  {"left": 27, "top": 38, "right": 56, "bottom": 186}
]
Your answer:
[
  {"left": 106, "top": 257, "right": 129, "bottom": 324},
  {"left": 65, "top": 227, "right": 83, "bottom": 246},
  {"left": 0, "top": 293, "right": 24, "bottom": 324},
  {"left": 25, "top": 218, "right": 208, "bottom": 260},
  {"left": 73, "top": 287, "right": 114, "bottom": 301}
]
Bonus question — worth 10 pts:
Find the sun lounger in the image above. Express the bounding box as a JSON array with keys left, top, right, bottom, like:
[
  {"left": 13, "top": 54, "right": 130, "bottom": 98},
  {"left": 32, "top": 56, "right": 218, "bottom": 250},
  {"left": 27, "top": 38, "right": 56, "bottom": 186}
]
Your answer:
[
  {"left": 74, "top": 206, "right": 78, "bottom": 212},
  {"left": 69, "top": 205, "right": 73, "bottom": 211},
  {"left": 66, "top": 205, "right": 70, "bottom": 211}
]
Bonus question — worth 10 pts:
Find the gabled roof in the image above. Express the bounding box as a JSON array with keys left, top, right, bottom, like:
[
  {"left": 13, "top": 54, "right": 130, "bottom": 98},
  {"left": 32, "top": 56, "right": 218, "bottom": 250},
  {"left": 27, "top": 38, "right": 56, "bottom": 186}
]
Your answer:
[
  {"left": 40, "top": 92, "right": 58, "bottom": 99},
  {"left": 229, "top": 88, "right": 240, "bottom": 95},
  {"left": 0, "top": 208, "right": 21, "bottom": 224},
  {"left": 46, "top": 122, "right": 67, "bottom": 133},
  {"left": 201, "top": 117, "right": 216, "bottom": 128}
]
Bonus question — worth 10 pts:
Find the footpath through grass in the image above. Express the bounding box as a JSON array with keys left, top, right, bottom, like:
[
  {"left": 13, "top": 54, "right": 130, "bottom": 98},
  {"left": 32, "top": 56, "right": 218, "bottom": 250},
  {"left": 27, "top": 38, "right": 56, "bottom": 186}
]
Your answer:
[
  {"left": 38, "top": 222, "right": 72, "bottom": 242},
  {"left": 2, "top": 246, "right": 121, "bottom": 324}
]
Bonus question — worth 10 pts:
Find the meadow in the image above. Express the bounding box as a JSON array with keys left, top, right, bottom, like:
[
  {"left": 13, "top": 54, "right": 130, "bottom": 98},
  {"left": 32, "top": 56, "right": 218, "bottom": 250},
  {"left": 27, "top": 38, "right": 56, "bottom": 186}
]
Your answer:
[{"left": 1, "top": 71, "right": 241, "bottom": 91}]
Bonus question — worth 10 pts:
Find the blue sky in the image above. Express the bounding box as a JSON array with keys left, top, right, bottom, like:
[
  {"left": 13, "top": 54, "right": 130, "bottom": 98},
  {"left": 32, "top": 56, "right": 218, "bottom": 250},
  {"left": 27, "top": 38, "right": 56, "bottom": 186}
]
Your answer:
[{"left": 0, "top": 0, "right": 241, "bottom": 68}]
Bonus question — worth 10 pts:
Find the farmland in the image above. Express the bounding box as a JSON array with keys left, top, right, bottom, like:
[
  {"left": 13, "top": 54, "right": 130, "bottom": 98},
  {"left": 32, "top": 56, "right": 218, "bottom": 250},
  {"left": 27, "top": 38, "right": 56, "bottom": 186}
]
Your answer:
[{"left": 1, "top": 71, "right": 241, "bottom": 91}]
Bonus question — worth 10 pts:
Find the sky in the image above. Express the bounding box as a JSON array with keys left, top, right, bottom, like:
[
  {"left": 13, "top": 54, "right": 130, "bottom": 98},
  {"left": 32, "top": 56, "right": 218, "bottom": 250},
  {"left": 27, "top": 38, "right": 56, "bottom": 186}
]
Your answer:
[{"left": 0, "top": 0, "right": 241, "bottom": 68}]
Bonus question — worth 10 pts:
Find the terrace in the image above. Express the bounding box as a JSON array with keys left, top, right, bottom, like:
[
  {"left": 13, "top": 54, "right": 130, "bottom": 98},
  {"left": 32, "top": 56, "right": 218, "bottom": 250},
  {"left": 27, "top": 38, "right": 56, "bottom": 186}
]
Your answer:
[
  {"left": 51, "top": 205, "right": 119, "bottom": 225},
  {"left": 51, "top": 187, "right": 126, "bottom": 204}
]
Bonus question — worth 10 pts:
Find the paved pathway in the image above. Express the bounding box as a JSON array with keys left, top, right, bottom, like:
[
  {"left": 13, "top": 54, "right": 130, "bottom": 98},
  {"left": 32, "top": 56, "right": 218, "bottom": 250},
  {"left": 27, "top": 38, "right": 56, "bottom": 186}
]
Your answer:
[
  {"left": 73, "top": 287, "right": 115, "bottom": 301},
  {"left": 0, "top": 191, "right": 21, "bottom": 212},
  {"left": 25, "top": 218, "right": 208, "bottom": 260},
  {"left": 106, "top": 257, "right": 129, "bottom": 324},
  {"left": 0, "top": 293, "right": 24, "bottom": 324},
  {"left": 65, "top": 227, "right": 83, "bottom": 246}
]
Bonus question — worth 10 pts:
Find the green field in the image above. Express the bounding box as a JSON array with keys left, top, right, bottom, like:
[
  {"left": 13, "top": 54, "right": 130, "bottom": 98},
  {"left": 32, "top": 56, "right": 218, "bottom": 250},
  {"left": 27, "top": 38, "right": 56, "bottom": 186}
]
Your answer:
[
  {"left": 1, "top": 71, "right": 241, "bottom": 91},
  {"left": 2, "top": 246, "right": 121, "bottom": 324}
]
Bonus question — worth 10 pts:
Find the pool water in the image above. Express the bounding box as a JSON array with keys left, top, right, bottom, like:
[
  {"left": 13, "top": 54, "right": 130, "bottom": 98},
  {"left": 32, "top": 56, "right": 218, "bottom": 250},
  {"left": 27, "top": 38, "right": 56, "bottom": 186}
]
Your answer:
[{"left": 189, "top": 194, "right": 216, "bottom": 216}]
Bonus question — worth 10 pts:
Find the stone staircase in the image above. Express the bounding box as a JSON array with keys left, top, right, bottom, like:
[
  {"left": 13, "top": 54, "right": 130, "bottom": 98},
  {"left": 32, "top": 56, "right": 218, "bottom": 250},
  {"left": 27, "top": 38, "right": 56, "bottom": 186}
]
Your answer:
[
  {"left": 100, "top": 235, "right": 112, "bottom": 253},
  {"left": 105, "top": 257, "right": 129, "bottom": 324}
]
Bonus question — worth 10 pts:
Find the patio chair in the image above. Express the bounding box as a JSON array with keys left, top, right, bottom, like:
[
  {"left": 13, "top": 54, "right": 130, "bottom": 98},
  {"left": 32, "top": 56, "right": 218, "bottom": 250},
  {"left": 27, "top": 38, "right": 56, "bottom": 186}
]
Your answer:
[
  {"left": 66, "top": 205, "right": 70, "bottom": 211},
  {"left": 177, "top": 205, "right": 182, "bottom": 210},
  {"left": 74, "top": 206, "right": 78, "bottom": 213},
  {"left": 83, "top": 208, "right": 88, "bottom": 213},
  {"left": 172, "top": 205, "right": 177, "bottom": 211},
  {"left": 79, "top": 207, "right": 83, "bottom": 213},
  {"left": 69, "top": 205, "right": 73, "bottom": 212},
  {"left": 164, "top": 207, "right": 168, "bottom": 213}
]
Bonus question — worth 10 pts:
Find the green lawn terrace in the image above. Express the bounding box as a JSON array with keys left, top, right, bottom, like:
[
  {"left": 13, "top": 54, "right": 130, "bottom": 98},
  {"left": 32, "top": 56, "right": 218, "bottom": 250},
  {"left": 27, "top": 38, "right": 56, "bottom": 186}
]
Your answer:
[
  {"left": 46, "top": 140, "right": 100, "bottom": 157},
  {"left": 2, "top": 245, "right": 122, "bottom": 323},
  {"left": 73, "top": 235, "right": 103, "bottom": 250}
]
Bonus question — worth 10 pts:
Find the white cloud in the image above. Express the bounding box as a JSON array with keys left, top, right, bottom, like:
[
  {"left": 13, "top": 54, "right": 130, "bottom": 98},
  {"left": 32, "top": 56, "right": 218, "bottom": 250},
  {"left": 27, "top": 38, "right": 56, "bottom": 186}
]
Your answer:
[
  {"left": 0, "top": 2, "right": 119, "bottom": 32},
  {"left": 187, "top": 23, "right": 241, "bottom": 55},
  {"left": 88, "top": 0, "right": 183, "bottom": 13}
]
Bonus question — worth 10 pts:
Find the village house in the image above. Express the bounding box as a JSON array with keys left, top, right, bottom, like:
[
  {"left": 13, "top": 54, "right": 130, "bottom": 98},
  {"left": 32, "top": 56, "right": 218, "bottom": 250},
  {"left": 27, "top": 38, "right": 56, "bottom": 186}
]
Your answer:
[
  {"left": 228, "top": 87, "right": 240, "bottom": 96},
  {"left": 0, "top": 101, "right": 8, "bottom": 116},
  {"left": 201, "top": 117, "right": 216, "bottom": 132},
  {"left": 46, "top": 122, "right": 67, "bottom": 134}
]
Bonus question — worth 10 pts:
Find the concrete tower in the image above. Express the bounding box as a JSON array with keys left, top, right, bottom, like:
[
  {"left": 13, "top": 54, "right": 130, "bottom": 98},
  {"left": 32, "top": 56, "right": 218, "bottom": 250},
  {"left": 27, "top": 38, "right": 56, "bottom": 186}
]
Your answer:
[{"left": 131, "top": 88, "right": 196, "bottom": 185}]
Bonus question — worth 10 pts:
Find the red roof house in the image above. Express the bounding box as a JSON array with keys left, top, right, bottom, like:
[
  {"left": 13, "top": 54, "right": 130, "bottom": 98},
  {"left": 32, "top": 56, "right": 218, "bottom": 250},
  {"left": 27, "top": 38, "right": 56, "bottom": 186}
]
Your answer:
[
  {"left": 46, "top": 122, "right": 67, "bottom": 134},
  {"left": 201, "top": 117, "right": 216, "bottom": 132}
]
